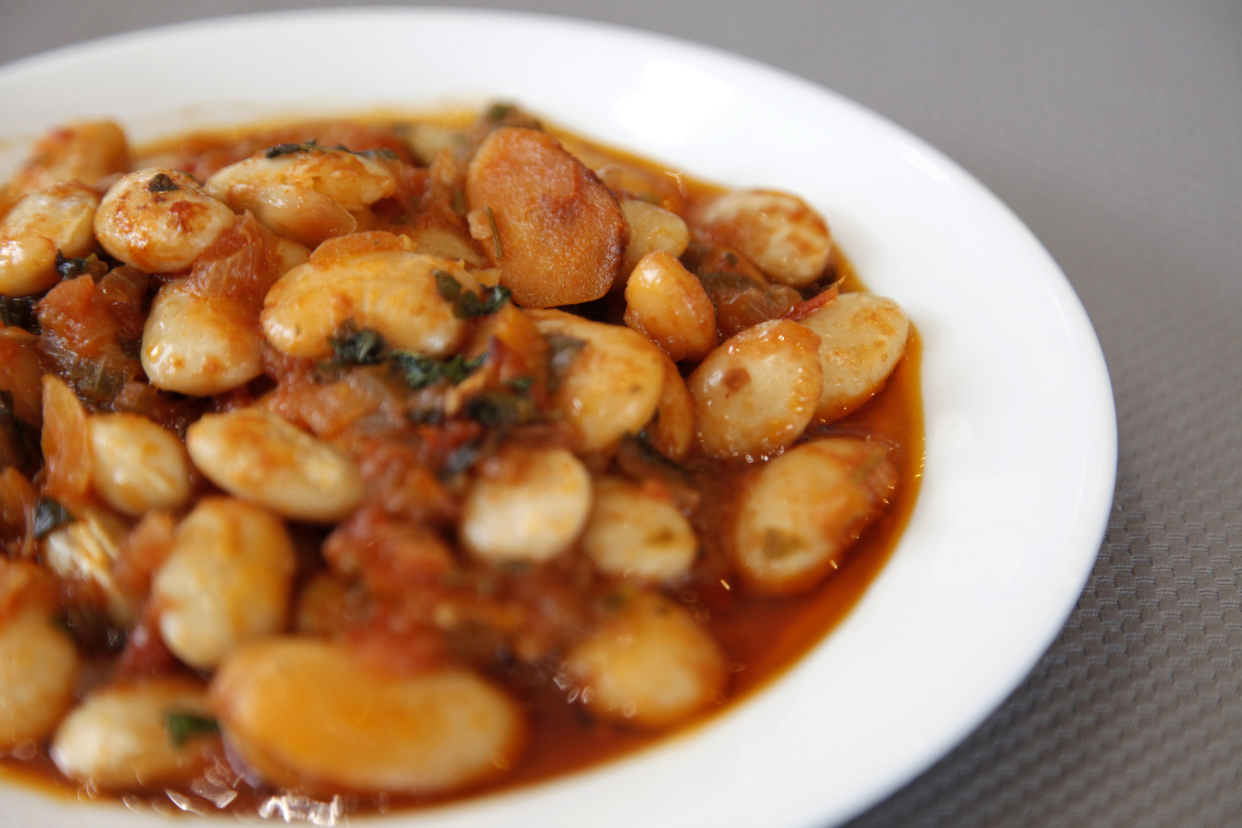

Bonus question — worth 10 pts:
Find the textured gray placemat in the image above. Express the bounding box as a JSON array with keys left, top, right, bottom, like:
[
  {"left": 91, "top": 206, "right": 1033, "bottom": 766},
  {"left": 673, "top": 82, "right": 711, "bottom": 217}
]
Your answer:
[{"left": 2, "top": 1, "right": 1240, "bottom": 826}]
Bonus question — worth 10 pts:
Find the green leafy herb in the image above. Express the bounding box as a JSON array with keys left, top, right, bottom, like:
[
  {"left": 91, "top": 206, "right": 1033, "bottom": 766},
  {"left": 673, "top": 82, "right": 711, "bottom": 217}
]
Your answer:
[
  {"left": 0, "top": 296, "right": 40, "bottom": 332},
  {"left": 450, "top": 187, "right": 467, "bottom": 217},
  {"left": 145, "top": 172, "right": 181, "bottom": 193},
  {"left": 165, "top": 712, "right": 220, "bottom": 747},
  {"left": 393, "top": 352, "right": 485, "bottom": 390},
  {"left": 545, "top": 332, "right": 587, "bottom": 392},
  {"left": 486, "top": 102, "right": 515, "bottom": 122},
  {"left": 434, "top": 270, "right": 511, "bottom": 318},
  {"left": 329, "top": 321, "right": 388, "bottom": 365},
  {"left": 55, "top": 251, "right": 102, "bottom": 281},
  {"left": 485, "top": 206, "right": 503, "bottom": 259},
  {"left": 32, "top": 497, "right": 74, "bottom": 539},
  {"left": 506, "top": 376, "right": 534, "bottom": 395},
  {"left": 462, "top": 391, "right": 536, "bottom": 428}
]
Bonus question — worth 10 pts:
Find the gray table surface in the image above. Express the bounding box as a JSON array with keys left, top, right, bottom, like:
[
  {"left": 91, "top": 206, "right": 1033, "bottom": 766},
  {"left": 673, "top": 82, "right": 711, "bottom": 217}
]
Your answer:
[{"left": 3, "top": 1, "right": 1240, "bottom": 826}]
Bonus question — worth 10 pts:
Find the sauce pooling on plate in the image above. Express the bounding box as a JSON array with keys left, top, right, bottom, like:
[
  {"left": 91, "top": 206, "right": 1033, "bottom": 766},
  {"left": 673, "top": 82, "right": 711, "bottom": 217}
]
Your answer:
[{"left": 0, "top": 105, "right": 922, "bottom": 817}]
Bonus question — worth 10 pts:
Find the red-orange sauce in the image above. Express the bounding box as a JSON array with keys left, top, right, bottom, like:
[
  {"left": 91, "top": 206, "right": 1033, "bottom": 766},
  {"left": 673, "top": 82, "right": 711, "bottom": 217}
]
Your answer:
[{"left": 0, "top": 112, "right": 923, "bottom": 818}]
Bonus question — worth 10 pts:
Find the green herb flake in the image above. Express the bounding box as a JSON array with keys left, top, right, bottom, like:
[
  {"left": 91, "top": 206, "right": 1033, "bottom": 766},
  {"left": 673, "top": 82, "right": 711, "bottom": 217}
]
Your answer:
[
  {"left": 485, "top": 206, "right": 503, "bottom": 260},
  {"left": 506, "top": 376, "right": 534, "bottom": 396},
  {"left": 55, "top": 251, "right": 99, "bottom": 280},
  {"left": 165, "top": 712, "right": 220, "bottom": 747},
  {"left": 434, "top": 269, "right": 464, "bottom": 302},
  {"left": 0, "top": 296, "right": 39, "bottom": 332},
  {"left": 263, "top": 140, "right": 347, "bottom": 159},
  {"left": 329, "top": 321, "right": 388, "bottom": 365},
  {"left": 546, "top": 333, "right": 587, "bottom": 392},
  {"left": 393, "top": 352, "right": 485, "bottom": 390},
  {"left": 450, "top": 187, "right": 467, "bottom": 217},
  {"left": 32, "top": 497, "right": 74, "bottom": 539},
  {"left": 486, "top": 103, "right": 515, "bottom": 122},
  {"left": 462, "top": 391, "right": 536, "bottom": 428}
]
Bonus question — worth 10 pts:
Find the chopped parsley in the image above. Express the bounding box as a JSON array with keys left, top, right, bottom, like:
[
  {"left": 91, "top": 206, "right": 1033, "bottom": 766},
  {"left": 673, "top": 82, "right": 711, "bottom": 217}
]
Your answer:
[
  {"left": 165, "top": 712, "right": 220, "bottom": 747},
  {"left": 145, "top": 172, "right": 181, "bottom": 193},
  {"left": 433, "top": 270, "right": 511, "bottom": 318}
]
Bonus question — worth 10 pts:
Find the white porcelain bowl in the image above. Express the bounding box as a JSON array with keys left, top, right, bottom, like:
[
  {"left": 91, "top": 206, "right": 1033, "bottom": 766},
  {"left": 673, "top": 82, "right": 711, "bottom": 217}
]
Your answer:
[{"left": 0, "top": 9, "right": 1116, "bottom": 827}]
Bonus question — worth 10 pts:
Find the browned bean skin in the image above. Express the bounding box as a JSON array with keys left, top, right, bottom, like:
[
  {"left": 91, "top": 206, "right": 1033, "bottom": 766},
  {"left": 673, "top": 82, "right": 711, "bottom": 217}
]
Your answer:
[{"left": 465, "top": 127, "right": 629, "bottom": 308}]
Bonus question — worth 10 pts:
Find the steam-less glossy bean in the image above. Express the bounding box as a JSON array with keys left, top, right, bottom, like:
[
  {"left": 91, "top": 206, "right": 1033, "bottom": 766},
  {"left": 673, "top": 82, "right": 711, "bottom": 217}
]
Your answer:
[
  {"left": 528, "top": 309, "right": 665, "bottom": 452},
  {"left": 694, "top": 190, "right": 832, "bottom": 287},
  {"left": 209, "top": 638, "right": 526, "bottom": 795},
  {"left": 563, "top": 593, "right": 725, "bottom": 729},
  {"left": 88, "top": 413, "right": 191, "bottom": 517},
  {"left": 619, "top": 199, "right": 689, "bottom": 275},
  {"left": 151, "top": 497, "right": 295, "bottom": 669},
  {"left": 50, "top": 677, "right": 216, "bottom": 790},
  {"left": 688, "top": 318, "right": 823, "bottom": 459},
  {"left": 186, "top": 409, "right": 363, "bottom": 523},
  {"left": 0, "top": 182, "right": 99, "bottom": 297},
  {"left": 460, "top": 446, "right": 592, "bottom": 563},
  {"left": 141, "top": 278, "right": 264, "bottom": 396},
  {"left": 733, "top": 438, "right": 898, "bottom": 594},
  {"left": 95, "top": 169, "right": 236, "bottom": 273},
  {"left": 9, "top": 120, "right": 128, "bottom": 194},
  {"left": 261, "top": 249, "right": 475, "bottom": 359},
  {"left": 43, "top": 508, "right": 132, "bottom": 624},
  {"left": 623, "top": 251, "right": 717, "bottom": 363},
  {"left": 581, "top": 478, "right": 696, "bottom": 582},
  {"left": 0, "top": 563, "right": 81, "bottom": 749},
  {"left": 797, "top": 293, "right": 911, "bottom": 422}
]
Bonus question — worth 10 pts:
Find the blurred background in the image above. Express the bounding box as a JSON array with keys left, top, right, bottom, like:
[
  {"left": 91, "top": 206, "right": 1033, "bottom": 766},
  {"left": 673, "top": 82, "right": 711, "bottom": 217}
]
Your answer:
[{"left": 3, "top": 1, "right": 1240, "bottom": 826}]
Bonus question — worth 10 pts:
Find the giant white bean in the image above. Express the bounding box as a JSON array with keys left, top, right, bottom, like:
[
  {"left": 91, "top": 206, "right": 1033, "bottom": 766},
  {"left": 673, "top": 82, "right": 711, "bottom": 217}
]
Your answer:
[
  {"left": 141, "top": 277, "right": 264, "bottom": 396},
  {"left": 151, "top": 497, "right": 295, "bottom": 669},
  {"left": 797, "top": 293, "right": 911, "bottom": 422},
  {"left": 88, "top": 413, "right": 192, "bottom": 517},
  {"left": 186, "top": 408, "right": 363, "bottom": 523},
  {"left": 688, "top": 318, "right": 823, "bottom": 460},
  {"left": 209, "top": 637, "right": 526, "bottom": 795},
  {"left": 94, "top": 169, "right": 236, "bottom": 273},
  {"left": 693, "top": 190, "right": 832, "bottom": 288},
  {"left": 0, "top": 563, "right": 81, "bottom": 750},
  {"left": 50, "top": 677, "right": 217, "bottom": 790},
  {"left": 563, "top": 593, "right": 726, "bottom": 730},
  {"left": 0, "top": 182, "right": 99, "bottom": 297},
  {"left": 581, "top": 478, "right": 697, "bottom": 582},
  {"left": 261, "top": 249, "right": 475, "bottom": 359},
  {"left": 528, "top": 309, "right": 665, "bottom": 452},
  {"left": 460, "top": 445, "right": 592, "bottom": 564},
  {"left": 733, "top": 438, "right": 899, "bottom": 594}
]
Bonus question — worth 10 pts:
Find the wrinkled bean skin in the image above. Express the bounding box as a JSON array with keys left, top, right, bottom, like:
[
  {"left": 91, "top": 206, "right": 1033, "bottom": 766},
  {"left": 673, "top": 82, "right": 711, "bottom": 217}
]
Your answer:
[{"left": 466, "top": 127, "right": 628, "bottom": 307}]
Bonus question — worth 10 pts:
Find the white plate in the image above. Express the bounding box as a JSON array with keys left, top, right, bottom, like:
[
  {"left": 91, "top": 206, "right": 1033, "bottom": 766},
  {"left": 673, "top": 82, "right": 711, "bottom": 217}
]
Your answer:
[{"left": 0, "top": 8, "right": 1116, "bottom": 828}]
